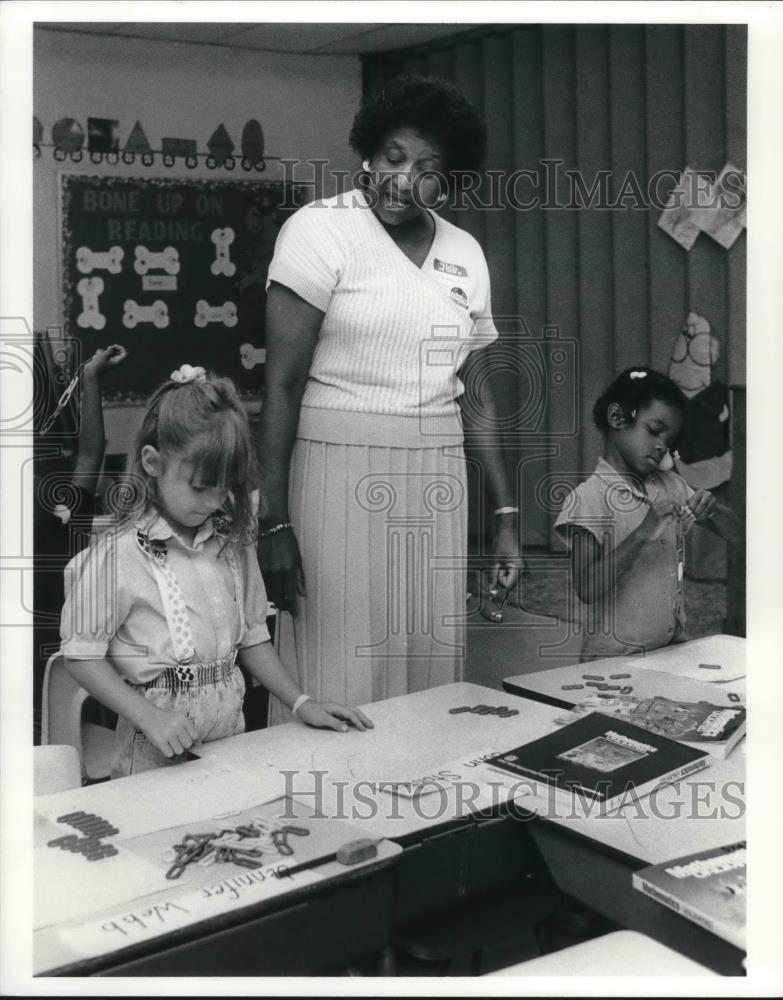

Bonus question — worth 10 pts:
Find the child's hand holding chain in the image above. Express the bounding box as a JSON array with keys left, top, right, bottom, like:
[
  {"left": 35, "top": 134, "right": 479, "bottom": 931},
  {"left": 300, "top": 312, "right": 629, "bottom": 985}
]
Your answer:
[
  {"left": 678, "top": 489, "right": 716, "bottom": 530},
  {"left": 138, "top": 704, "right": 200, "bottom": 758}
]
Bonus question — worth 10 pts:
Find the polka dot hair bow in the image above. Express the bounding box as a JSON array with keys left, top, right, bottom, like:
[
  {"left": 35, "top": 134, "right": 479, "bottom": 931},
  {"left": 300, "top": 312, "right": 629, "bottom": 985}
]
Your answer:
[{"left": 171, "top": 364, "right": 207, "bottom": 384}]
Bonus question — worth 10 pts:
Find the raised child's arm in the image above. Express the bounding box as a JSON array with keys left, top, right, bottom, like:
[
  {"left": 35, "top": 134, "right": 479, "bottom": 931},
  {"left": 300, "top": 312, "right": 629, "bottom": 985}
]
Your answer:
[{"left": 73, "top": 345, "right": 127, "bottom": 495}]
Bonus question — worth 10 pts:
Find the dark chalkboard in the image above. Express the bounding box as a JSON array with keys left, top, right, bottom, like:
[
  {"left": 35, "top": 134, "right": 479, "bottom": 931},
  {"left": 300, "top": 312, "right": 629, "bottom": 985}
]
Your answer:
[{"left": 60, "top": 174, "right": 304, "bottom": 398}]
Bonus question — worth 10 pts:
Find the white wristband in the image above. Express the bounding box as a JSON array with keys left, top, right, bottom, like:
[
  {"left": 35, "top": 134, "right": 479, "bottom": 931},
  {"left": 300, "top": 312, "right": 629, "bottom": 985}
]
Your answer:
[
  {"left": 292, "top": 694, "right": 311, "bottom": 718},
  {"left": 494, "top": 506, "right": 519, "bottom": 516}
]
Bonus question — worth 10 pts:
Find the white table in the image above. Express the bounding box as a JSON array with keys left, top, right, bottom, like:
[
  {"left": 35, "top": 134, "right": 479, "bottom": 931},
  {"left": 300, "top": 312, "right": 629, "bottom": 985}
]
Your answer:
[
  {"left": 488, "top": 930, "right": 718, "bottom": 976},
  {"left": 620, "top": 634, "right": 745, "bottom": 681},
  {"left": 502, "top": 658, "right": 746, "bottom": 713},
  {"left": 197, "top": 681, "right": 563, "bottom": 840},
  {"left": 34, "top": 776, "right": 400, "bottom": 976},
  {"left": 199, "top": 680, "right": 745, "bottom": 972},
  {"left": 503, "top": 638, "right": 747, "bottom": 971},
  {"left": 195, "top": 679, "right": 745, "bottom": 866},
  {"left": 500, "top": 639, "right": 746, "bottom": 860},
  {"left": 34, "top": 681, "right": 745, "bottom": 976}
]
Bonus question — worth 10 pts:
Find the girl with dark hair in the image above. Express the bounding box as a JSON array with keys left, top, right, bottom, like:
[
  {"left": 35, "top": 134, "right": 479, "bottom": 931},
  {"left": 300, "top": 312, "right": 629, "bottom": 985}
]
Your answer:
[
  {"left": 555, "top": 367, "right": 738, "bottom": 661},
  {"left": 60, "top": 365, "right": 371, "bottom": 778},
  {"left": 258, "top": 74, "right": 520, "bottom": 722}
]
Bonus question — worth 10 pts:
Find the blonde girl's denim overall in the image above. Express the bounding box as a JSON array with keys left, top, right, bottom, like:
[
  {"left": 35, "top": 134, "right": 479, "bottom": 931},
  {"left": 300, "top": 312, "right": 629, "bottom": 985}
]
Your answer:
[{"left": 111, "top": 525, "right": 247, "bottom": 778}]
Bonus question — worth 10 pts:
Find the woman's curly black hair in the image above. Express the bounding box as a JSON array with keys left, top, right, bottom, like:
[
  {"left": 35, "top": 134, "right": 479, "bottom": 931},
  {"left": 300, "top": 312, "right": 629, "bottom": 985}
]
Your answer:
[{"left": 349, "top": 74, "right": 486, "bottom": 178}]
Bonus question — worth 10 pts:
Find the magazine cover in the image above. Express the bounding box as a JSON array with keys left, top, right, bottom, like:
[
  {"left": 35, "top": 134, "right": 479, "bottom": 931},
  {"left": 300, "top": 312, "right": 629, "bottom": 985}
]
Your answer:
[
  {"left": 633, "top": 842, "right": 746, "bottom": 950},
  {"left": 554, "top": 695, "right": 746, "bottom": 759},
  {"left": 485, "top": 712, "right": 709, "bottom": 811}
]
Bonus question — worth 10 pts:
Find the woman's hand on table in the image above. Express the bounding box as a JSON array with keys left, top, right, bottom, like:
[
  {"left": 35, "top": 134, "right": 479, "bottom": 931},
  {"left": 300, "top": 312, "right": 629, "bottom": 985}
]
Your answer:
[
  {"left": 258, "top": 527, "right": 306, "bottom": 614},
  {"left": 295, "top": 700, "right": 374, "bottom": 732}
]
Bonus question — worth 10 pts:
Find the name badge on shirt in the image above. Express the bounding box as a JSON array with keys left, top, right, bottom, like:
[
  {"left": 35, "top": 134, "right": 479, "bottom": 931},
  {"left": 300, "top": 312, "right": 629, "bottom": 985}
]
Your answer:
[
  {"left": 434, "top": 258, "right": 468, "bottom": 278},
  {"left": 432, "top": 259, "right": 471, "bottom": 309}
]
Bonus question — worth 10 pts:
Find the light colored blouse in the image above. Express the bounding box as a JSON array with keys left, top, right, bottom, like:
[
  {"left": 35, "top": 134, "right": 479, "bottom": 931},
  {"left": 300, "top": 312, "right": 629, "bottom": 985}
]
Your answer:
[
  {"left": 266, "top": 188, "right": 499, "bottom": 419},
  {"left": 554, "top": 457, "right": 695, "bottom": 659},
  {"left": 60, "top": 510, "right": 270, "bottom": 684}
]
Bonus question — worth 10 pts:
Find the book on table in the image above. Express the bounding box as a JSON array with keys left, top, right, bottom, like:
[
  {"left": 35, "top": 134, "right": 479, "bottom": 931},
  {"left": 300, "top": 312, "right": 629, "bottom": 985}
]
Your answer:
[
  {"left": 632, "top": 842, "right": 746, "bottom": 950},
  {"left": 554, "top": 694, "right": 745, "bottom": 760},
  {"left": 485, "top": 712, "right": 710, "bottom": 813}
]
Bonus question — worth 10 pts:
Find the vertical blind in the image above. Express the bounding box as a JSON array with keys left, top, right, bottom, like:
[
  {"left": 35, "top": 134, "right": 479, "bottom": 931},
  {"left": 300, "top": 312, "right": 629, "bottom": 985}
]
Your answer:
[{"left": 363, "top": 24, "right": 746, "bottom": 547}]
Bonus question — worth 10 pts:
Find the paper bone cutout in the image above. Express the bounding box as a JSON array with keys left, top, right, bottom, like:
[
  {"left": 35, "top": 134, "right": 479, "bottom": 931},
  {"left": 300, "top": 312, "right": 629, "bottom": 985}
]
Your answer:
[
  {"left": 123, "top": 299, "right": 170, "bottom": 329},
  {"left": 77, "top": 277, "right": 106, "bottom": 330},
  {"left": 194, "top": 299, "right": 237, "bottom": 328},
  {"left": 240, "top": 343, "right": 267, "bottom": 369},
  {"left": 134, "top": 245, "right": 180, "bottom": 276},
  {"left": 210, "top": 227, "right": 236, "bottom": 277},
  {"left": 76, "top": 245, "right": 124, "bottom": 275}
]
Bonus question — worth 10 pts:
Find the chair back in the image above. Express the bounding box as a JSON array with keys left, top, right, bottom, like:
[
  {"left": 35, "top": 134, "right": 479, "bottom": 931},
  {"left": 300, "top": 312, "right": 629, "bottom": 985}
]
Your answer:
[
  {"left": 34, "top": 744, "right": 82, "bottom": 795},
  {"left": 41, "top": 652, "right": 88, "bottom": 754}
]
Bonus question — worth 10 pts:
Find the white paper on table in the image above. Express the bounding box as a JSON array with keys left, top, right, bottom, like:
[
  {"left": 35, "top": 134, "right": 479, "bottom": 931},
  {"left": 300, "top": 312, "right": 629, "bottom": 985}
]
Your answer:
[
  {"left": 34, "top": 758, "right": 286, "bottom": 840},
  {"left": 55, "top": 859, "right": 321, "bottom": 961},
  {"left": 51, "top": 796, "right": 398, "bottom": 964},
  {"left": 35, "top": 842, "right": 166, "bottom": 929},
  {"left": 34, "top": 811, "right": 64, "bottom": 849},
  {"left": 370, "top": 747, "right": 535, "bottom": 821},
  {"left": 625, "top": 639, "right": 746, "bottom": 683}
]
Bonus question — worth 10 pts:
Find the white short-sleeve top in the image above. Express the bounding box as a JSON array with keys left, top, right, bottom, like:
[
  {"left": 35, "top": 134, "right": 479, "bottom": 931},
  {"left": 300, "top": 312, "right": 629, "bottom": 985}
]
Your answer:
[{"left": 266, "top": 188, "right": 499, "bottom": 418}]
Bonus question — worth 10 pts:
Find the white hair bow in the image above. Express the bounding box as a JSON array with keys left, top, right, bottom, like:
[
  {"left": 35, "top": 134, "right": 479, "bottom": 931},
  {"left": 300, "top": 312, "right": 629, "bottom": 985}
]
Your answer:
[{"left": 170, "top": 364, "right": 207, "bottom": 384}]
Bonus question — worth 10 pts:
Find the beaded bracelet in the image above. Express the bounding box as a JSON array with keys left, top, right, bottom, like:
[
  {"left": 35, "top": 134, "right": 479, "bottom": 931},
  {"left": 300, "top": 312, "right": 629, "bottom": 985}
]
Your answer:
[{"left": 259, "top": 521, "right": 293, "bottom": 538}]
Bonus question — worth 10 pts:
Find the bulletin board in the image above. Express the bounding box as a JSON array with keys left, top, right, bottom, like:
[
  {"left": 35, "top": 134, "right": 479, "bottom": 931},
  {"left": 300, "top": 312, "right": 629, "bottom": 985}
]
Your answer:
[{"left": 59, "top": 175, "right": 305, "bottom": 399}]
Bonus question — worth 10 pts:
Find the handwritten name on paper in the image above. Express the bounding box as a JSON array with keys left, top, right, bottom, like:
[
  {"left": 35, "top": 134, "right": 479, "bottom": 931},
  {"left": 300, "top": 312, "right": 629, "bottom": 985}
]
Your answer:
[
  {"left": 57, "top": 862, "right": 302, "bottom": 960},
  {"left": 142, "top": 274, "right": 178, "bottom": 291},
  {"left": 377, "top": 750, "right": 506, "bottom": 801}
]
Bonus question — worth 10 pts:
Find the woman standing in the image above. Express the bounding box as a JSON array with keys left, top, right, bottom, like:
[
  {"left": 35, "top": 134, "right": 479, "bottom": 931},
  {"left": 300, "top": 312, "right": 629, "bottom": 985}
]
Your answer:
[{"left": 258, "top": 75, "right": 520, "bottom": 723}]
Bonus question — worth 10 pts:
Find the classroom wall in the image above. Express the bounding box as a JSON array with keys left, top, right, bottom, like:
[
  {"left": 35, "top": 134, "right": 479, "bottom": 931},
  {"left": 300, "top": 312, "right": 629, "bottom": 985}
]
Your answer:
[
  {"left": 34, "top": 27, "right": 362, "bottom": 455},
  {"left": 365, "top": 23, "right": 747, "bottom": 548}
]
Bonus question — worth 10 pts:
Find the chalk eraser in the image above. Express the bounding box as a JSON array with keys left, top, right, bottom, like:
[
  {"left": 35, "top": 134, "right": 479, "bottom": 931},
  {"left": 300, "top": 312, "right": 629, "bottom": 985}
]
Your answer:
[{"left": 336, "top": 837, "right": 378, "bottom": 866}]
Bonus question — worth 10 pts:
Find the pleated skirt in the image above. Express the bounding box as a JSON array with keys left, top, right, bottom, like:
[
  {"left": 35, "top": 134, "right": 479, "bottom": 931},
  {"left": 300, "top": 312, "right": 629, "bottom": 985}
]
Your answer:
[{"left": 268, "top": 407, "right": 468, "bottom": 725}]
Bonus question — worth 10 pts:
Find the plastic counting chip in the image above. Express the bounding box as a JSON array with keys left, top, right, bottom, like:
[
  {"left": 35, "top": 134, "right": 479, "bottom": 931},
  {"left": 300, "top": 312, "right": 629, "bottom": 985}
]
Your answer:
[
  {"left": 449, "top": 704, "right": 519, "bottom": 717},
  {"left": 48, "top": 812, "right": 120, "bottom": 862}
]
